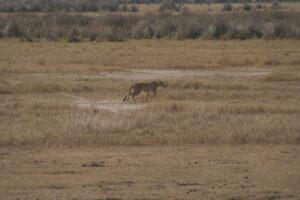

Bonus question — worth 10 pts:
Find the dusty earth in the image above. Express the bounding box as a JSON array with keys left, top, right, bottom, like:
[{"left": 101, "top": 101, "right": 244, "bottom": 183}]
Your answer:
[{"left": 0, "top": 145, "right": 299, "bottom": 200}]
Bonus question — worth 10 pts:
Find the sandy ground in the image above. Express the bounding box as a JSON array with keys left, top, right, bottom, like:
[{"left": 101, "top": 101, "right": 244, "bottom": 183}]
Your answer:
[{"left": 0, "top": 145, "right": 299, "bottom": 200}]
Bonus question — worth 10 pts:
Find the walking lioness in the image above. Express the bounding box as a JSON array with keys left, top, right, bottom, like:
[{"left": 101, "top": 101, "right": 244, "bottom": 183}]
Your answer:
[{"left": 123, "top": 81, "right": 167, "bottom": 102}]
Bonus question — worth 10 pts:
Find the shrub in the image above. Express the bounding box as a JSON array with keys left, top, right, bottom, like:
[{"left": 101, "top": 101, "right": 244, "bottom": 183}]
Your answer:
[
  {"left": 159, "top": 0, "right": 181, "bottom": 12},
  {"left": 119, "top": 4, "right": 128, "bottom": 12},
  {"left": 211, "top": 18, "right": 228, "bottom": 38},
  {"left": 175, "top": 16, "right": 202, "bottom": 39},
  {"left": 272, "top": 0, "right": 280, "bottom": 9},
  {"left": 256, "top": 3, "right": 263, "bottom": 9},
  {"left": 223, "top": 3, "right": 232, "bottom": 12},
  {"left": 274, "top": 22, "right": 287, "bottom": 38},
  {"left": 67, "top": 29, "right": 81, "bottom": 42},
  {"left": 130, "top": 5, "right": 139, "bottom": 12},
  {"left": 101, "top": 1, "right": 120, "bottom": 12},
  {"left": 243, "top": 3, "right": 252, "bottom": 11}
]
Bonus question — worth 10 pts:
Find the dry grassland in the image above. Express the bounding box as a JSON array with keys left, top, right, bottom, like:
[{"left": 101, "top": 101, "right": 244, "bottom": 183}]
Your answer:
[
  {"left": 0, "top": 3, "right": 300, "bottom": 200},
  {"left": 0, "top": 39, "right": 299, "bottom": 147},
  {"left": 0, "top": 145, "right": 299, "bottom": 200},
  {"left": 0, "top": 35, "right": 300, "bottom": 199},
  {"left": 1, "top": 39, "right": 299, "bottom": 73}
]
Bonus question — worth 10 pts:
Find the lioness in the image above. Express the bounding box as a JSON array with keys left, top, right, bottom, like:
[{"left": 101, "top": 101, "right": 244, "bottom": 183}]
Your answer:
[{"left": 123, "top": 81, "right": 166, "bottom": 102}]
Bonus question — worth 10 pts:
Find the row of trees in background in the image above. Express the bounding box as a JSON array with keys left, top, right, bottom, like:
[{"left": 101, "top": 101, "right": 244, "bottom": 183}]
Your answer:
[
  {"left": 0, "top": 11, "right": 299, "bottom": 41},
  {"left": 0, "top": 0, "right": 296, "bottom": 12}
]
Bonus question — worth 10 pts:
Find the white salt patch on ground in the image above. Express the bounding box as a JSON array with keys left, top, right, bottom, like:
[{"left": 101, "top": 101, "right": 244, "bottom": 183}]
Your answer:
[
  {"left": 8, "top": 68, "right": 270, "bottom": 81},
  {"left": 82, "top": 68, "right": 270, "bottom": 80},
  {"left": 60, "top": 93, "right": 145, "bottom": 113},
  {"left": 77, "top": 99, "right": 145, "bottom": 113}
]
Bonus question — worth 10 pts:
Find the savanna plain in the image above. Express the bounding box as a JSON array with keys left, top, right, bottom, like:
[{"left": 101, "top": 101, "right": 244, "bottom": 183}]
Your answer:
[{"left": 1, "top": 4, "right": 300, "bottom": 199}]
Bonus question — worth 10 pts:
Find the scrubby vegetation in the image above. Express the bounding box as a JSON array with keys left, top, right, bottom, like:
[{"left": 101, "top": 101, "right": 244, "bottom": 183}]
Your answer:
[
  {"left": 243, "top": 3, "right": 252, "bottom": 11},
  {"left": 0, "top": 0, "right": 295, "bottom": 13},
  {"left": 159, "top": 0, "right": 182, "bottom": 12},
  {"left": 223, "top": 3, "right": 233, "bottom": 11},
  {"left": 0, "top": 11, "right": 299, "bottom": 42},
  {"left": 0, "top": 0, "right": 119, "bottom": 12}
]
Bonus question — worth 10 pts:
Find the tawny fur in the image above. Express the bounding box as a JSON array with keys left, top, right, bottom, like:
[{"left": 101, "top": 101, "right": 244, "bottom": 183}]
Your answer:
[{"left": 123, "top": 81, "right": 166, "bottom": 102}]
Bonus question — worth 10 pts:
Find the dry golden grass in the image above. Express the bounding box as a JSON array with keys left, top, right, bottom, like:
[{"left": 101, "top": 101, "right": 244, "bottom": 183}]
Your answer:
[
  {"left": 2, "top": 98, "right": 298, "bottom": 147},
  {"left": 1, "top": 39, "right": 299, "bottom": 73},
  {"left": 0, "top": 39, "right": 299, "bottom": 147}
]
